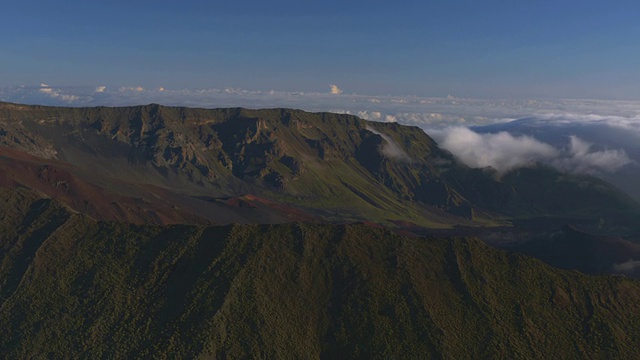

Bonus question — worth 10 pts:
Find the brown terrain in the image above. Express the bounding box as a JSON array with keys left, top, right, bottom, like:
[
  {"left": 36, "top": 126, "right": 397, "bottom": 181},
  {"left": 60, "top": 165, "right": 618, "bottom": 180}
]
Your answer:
[
  {"left": 2, "top": 102, "right": 640, "bottom": 278},
  {"left": 0, "top": 145, "right": 314, "bottom": 225}
]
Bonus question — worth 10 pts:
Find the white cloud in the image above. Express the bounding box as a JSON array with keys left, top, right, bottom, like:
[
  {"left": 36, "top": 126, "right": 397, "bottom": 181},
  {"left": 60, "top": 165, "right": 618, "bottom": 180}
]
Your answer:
[
  {"left": 119, "top": 86, "right": 145, "bottom": 92},
  {"left": 366, "top": 126, "right": 411, "bottom": 162},
  {"left": 35, "top": 84, "right": 81, "bottom": 103},
  {"left": 433, "top": 127, "right": 633, "bottom": 175},
  {"left": 356, "top": 112, "right": 396, "bottom": 123},
  {"left": 329, "top": 84, "right": 342, "bottom": 95},
  {"left": 552, "top": 136, "right": 633, "bottom": 174},
  {"left": 493, "top": 113, "right": 640, "bottom": 138},
  {"left": 95, "top": 85, "right": 106, "bottom": 93},
  {"left": 357, "top": 111, "right": 382, "bottom": 120},
  {"left": 433, "top": 127, "right": 557, "bottom": 175}
]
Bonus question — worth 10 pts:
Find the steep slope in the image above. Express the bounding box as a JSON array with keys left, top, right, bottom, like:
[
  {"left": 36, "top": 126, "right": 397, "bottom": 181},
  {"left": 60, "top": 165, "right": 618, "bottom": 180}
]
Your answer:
[
  {"left": 0, "top": 147, "right": 314, "bottom": 225},
  {"left": 0, "top": 103, "right": 474, "bottom": 227},
  {"left": 1, "top": 191, "right": 640, "bottom": 359},
  {"left": 507, "top": 225, "right": 640, "bottom": 277},
  {"left": 1, "top": 101, "right": 639, "bottom": 233},
  {"left": 457, "top": 165, "right": 640, "bottom": 239}
]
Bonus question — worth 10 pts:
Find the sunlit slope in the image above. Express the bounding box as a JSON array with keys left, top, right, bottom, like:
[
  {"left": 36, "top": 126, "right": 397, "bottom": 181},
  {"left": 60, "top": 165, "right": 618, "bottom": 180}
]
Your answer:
[{"left": 1, "top": 102, "right": 639, "bottom": 232}]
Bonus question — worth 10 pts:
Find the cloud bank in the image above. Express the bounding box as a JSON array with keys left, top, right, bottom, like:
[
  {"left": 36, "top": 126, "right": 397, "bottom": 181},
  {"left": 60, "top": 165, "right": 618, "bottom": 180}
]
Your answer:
[
  {"left": 4, "top": 84, "right": 640, "bottom": 130},
  {"left": 433, "top": 127, "right": 557, "bottom": 174},
  {"left": 553, "top": 136, "right": 633, "bottom": 174},
  {"left": 432, "top": 127, "right": 633, "bottom": 175}
]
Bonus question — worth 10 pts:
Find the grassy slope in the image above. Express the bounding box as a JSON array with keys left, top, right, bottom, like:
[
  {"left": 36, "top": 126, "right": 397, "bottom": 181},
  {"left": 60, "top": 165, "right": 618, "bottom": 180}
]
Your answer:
[
  {"left": 2, "top": 102, "right": 640, "bottom": 233},
  {"left": 1, "top": 190, "right": 640, "bottom": 359}
]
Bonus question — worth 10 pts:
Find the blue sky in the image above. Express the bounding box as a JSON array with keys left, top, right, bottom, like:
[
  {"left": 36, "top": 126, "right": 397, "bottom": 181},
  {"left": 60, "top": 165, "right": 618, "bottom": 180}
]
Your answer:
[{"left": 2, "top": 1, "right": 640, "bottom": 100}]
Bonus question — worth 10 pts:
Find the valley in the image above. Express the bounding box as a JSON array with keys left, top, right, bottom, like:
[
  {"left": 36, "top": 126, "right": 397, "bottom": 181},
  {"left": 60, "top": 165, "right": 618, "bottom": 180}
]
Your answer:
[{"left": 1, "top": 102, "right": 640, "bottom": 357}]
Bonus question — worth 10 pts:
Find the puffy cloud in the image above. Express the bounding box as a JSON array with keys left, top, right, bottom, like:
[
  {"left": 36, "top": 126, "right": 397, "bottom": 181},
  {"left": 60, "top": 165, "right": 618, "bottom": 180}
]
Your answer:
[
  {"left": 552, "top": 136, "right": 632, "bottom": 174},
  {"left": 36, "top": 84, "right": 81, "bottom": 103},
  {"left": 357, "top": 111, "right": 382, "bottom": 121},
  {"left": 432, "top": 127, "right": 633, "bottom": 175},
  {"left": 366, "top": 126, "right": 411, "bottom": 162},
  {"left": 355, "top": 111, "right": 396, "bottom": 123},
  {"left": 95, "top": 86, "right": 106, "bottom": 93},
  {"left": 433, "top": 127, "right": 557, "bottom": 175},
  {"left": 329, "top": 84, "right": 342, "bottom": 95}
]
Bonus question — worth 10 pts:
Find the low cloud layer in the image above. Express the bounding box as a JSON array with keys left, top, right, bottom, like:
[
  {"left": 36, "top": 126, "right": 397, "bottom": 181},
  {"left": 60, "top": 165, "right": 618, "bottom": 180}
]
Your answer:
[
  {"left": 366, "top": 126, "right": 411, "bottom": 162},
  {"left": 553, "top": 136, "right": 633, "bottom": 174},
  {"left": 38, "top": 84, "right": 81, "bottom": 102},
  {"left": 432, "top": 127, "right": 632, "bottom": 175},
  {"left": 433, "top": 127, "right": 557, "bottom": 174},
  {"left": 358, "top": 111, "right": 397, "bottom": 123},
  {"left": 5, "top": 84, "right": 640, "bottom": 130}
]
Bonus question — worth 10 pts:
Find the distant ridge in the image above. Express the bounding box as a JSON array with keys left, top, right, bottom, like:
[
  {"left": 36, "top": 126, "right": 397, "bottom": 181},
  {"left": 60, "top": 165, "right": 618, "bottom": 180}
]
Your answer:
[{"left": 1, "top": 102, "right": 638, "bottom": 236}]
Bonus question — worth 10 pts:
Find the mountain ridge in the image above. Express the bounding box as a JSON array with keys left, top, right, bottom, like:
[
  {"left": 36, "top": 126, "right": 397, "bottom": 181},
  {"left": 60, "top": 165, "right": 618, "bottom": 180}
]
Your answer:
[
  {"left": 3, "top": 102, "right": 640, "bottom": 357},
  {"left": 1, "top": 188, "right": 640, "bottom": 358},
  {"left": 2, "top": 102, "right": 639, "bottom": 235}
]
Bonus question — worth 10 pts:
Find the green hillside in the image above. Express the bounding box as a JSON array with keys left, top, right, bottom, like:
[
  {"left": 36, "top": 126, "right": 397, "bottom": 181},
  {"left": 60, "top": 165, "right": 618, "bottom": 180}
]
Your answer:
[{"left": 1, "top": 189, "right": 640, "bottom": 359}]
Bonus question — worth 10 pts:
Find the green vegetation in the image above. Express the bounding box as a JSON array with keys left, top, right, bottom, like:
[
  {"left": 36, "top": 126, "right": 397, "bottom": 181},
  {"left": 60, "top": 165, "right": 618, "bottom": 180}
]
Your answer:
[
  {"left": 2, "top": 102, "right": 639, "bottom": 234},
  {"left": 3, "top": 103, "right": 640, "bottom": 358},
  {"left": 1, "top": 190, "right": 640, "bottom": 359}
]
